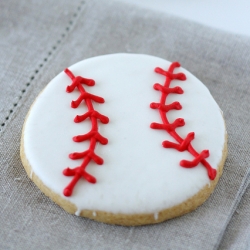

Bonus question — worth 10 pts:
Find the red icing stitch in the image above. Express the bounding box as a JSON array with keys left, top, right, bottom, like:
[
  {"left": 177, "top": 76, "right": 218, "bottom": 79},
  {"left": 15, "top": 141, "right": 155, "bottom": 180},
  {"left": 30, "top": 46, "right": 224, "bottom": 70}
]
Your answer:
[
  {"left": 63, "top": 69, "right": 109, "bottom": 196},
  {"left": 150, "top": 62, "right": 217, "bottom": 180}
]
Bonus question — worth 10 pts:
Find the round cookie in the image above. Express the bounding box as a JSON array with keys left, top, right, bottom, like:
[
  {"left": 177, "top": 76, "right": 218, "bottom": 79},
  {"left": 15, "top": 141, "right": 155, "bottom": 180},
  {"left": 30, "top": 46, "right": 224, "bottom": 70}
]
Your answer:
[{"left": 20, "top": 53, "right": 227, "bottom": 226}]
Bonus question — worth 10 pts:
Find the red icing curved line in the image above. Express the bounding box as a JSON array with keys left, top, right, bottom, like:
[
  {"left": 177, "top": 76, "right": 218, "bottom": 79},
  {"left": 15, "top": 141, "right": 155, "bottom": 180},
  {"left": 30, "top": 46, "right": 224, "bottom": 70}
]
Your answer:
[
  {"left": 150, "top": 62, "right": 216, "bottom": 180},
  {"left": 63, "top": 69, "right": 109, "bottom": 197}
]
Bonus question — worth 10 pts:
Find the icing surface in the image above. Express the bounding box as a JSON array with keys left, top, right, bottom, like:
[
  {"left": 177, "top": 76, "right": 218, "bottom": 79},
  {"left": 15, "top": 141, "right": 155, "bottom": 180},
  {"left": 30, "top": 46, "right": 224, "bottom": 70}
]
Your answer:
[{"left": 23, "top": 54, "right": 225, "bottom": 214}]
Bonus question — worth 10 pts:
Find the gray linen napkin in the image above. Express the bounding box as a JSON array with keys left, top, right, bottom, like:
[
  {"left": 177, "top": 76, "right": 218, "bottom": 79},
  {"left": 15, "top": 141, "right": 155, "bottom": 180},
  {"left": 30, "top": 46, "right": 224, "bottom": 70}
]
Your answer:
[{"left": 1, "top": 0, "right": 250, "bottom": 249}]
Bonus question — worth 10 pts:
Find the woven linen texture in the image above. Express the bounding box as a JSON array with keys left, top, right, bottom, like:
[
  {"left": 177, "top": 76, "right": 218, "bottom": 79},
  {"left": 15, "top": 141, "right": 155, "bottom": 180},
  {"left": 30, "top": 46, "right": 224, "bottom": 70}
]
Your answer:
[{"left": 0, "top": 0, "right": 250, "bottom": 249}]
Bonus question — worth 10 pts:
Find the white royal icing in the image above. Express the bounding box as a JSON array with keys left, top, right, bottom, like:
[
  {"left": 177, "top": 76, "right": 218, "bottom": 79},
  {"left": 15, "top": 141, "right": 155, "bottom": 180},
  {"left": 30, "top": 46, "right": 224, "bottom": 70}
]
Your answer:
[
  {"left": 30, "top": 170, "right": 33, "bottom": 179},
  {"left": 75, "top": 209, "right": 81, "bottom": 216},
  {"left": 154, "top": 212, "right": 159, "bottom": 221},
  {"left": 23, "top": 54, "right": 225, "bottom": 215}
]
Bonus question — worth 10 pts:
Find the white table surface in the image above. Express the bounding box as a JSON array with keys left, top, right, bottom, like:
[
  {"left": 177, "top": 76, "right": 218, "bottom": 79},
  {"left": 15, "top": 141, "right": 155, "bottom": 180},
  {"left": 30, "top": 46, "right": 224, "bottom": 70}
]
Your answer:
[{"left": 117, "top": 0, "right": 250, "bottom": 37}]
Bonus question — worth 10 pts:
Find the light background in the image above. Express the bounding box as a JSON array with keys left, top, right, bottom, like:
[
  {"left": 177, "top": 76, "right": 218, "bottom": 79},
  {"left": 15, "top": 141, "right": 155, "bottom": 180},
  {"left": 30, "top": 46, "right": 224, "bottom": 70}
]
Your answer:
[{"left": 118, "top": 0, "right": 250, "bottom": 37}]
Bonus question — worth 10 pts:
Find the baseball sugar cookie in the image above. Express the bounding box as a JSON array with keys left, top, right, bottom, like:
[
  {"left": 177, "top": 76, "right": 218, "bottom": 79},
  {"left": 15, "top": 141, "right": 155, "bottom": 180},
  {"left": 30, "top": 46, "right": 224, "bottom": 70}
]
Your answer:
[{"left": 20, "top": 54, "right": 227, "bottom": 226}]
